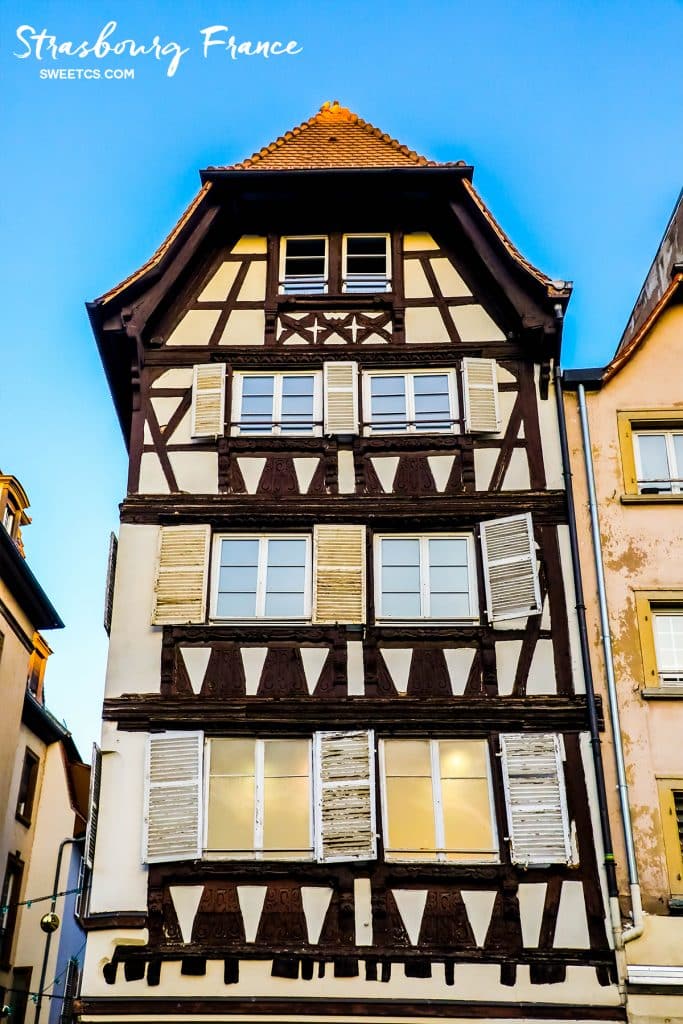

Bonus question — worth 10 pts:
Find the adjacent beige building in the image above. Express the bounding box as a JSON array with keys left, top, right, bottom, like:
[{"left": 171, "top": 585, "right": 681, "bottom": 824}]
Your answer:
[{"left": 564, "top": 190, "right": 683, "bottom": 1024}]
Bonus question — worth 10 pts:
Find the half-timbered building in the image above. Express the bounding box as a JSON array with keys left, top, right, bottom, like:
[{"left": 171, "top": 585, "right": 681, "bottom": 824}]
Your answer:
[{"left": 76, "top": 102, "right": 623, "bottom": 1024}]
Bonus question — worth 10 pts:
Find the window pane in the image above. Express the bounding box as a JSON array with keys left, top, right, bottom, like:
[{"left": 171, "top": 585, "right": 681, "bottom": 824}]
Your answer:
[
  {"left": 382, "top": 538, "right": 420, "bottom": 565},
  {"left": 285, "top": 257, "right": 325, "bottom": 277},
  {"left": 674, "top": 435, "right": 683, "bottom": 479},
  {"left": 385, "top": 777, "right": 435, "bottom": 854},
  {"left": 430, "top": 566, "right": 469, "bottom": 593},
  {"left": 441, "top": 778, "right": 495, "bottom": 857},
  {"left": 384, "top": 739, "right": 431, "bottom": 777},
  {"left": 266, "top": 566, "right": 306, "bottom": 593},
  {"left": 382, "top": 592, "right": 421, "bottom": 617},
  {"left": 382, "top": 565, "right": 421, "bottom": 593},
  {"left": 221, "top": 539, "right": 260, "bottom": 567},
  {"left": 281, "top": 376, "right": 314, "bottom": 432},
  {"left": 218, "top": 565, "right": 258, "bottom": 593},
  {"left": 263, "top": 777, "right": 311, "bottom": 854},
  {"left": 286, "top": 239, "right": 326, "bottom": 258},
  {"left": 439, "top": 740, "right": 488, "bottom": 779},
  {"left": 207, "top": 777, "right": 254, "bottom": 851},
  {"left": 241, "top": 377, "right": 274, "bottom": 397},
  {"left": 637, "top": 434, "right": 671, "bottom": 489},
  {"left": 268, "top": 539, "right": 307, "bottom": 566},
  {"left": 430, "top": 592, "right": 471, "bottom": 618},
  {"left": 429, "top": 538, "right": 468, "bottom": 567},
  {"left": 654, "top": 615, "right": 683, "bottom": 671},
  {"left": 372, "top": 376, "right": 406, "bottom": 398},
  {"left": 218, "top": 539, "right": 259, "bottom": 617},
  {"left": 216, "top": 592, "right": 257, "bottom": 617},
  {"left": 346, "top": 237, "right": 387, "bottom": 256},
  {"left": 264, "top": 740, "right": 310, "bottom": 778},
  {"left": 264, "top": 592, "right": 306, "bottom": 617},
  {"left": 211, "top": 739, "right": 255, "bottom": 776}
]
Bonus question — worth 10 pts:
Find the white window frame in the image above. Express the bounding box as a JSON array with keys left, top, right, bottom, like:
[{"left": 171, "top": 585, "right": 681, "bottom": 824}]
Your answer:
[
  {"left": 653, "top": 610, "right": 683, "bottom": 685},
  {"left": 232, "top": 371, "right": 322, "bottom": 436},
  {"left": 279, "top": 236, "right": 328, "bottom": 294},
  {"left": 210, "top": 534, "right": 312, "bottom": 621},
  {"left": 374, "top": 532, "right": 478, "bottom": 623},
  {"left": 362, "top": 369, "right": 459, "bottom": 435},
  {"left": 634, "top": 429, "right": 683, "bottom": 493},
  {"left": 379, "top": 738, "right": 499, "bottom": 863},
  {"left": 203, "top": 737, "right": 314, "bottom": 861},
  {"left": 342, "top": 233, "right": 391, "bottom": 293}
]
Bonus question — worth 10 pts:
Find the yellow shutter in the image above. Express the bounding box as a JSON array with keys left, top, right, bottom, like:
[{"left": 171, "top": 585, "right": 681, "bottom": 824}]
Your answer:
[
  {"left": 313, "top": 524, "right": 366, "bottom": 624},
  {"left": 152, "top": 525, "right": 210, "bottom": 625},
  {"left": 463, "top": 357, "right": 500, "bottom": 432},
  {"left": 324, "top": 362, "right": 359, "bottom": 434},
  {"left": 191, "top": 364, "right": 225, "bottom": 438}
]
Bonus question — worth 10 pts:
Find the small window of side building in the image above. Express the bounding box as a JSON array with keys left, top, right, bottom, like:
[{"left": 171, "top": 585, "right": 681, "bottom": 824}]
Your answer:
[
  {"left": 15, "top": 749, "right": 40, "bottom": 826},
  {"left": 0, "top": 854, "right": 24, "bottom": 969},
  {"left": 617, "top": 412, "right": 683, "bottom": 498},
  {"left": 635, "top": 592, "right": 683, "bottom": 694},
  {"left": 657, "top": 779, "right": 683, "bottom": 901}
]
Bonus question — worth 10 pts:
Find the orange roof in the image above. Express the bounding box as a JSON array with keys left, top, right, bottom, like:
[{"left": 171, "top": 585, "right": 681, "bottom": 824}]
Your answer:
[{"left": 214, "top": 100, "right": 463, "bottom": 171}]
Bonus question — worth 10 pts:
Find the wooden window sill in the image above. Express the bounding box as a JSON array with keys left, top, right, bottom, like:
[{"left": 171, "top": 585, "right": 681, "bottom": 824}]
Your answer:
[{"left": 621, "top": 493, "right": 683, "bottom": 504}]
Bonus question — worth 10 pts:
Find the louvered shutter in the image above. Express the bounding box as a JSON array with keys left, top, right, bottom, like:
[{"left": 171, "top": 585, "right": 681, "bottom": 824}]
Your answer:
[
  {"left": 103, "top": 532, "right": 117, "bottom": 636},
  {"left": 191, "top": 363, "right": 225, "bottom": 438},
  {"left": 59, "top": 958, "right": 80, "bottom": 1024},
  {"left": 312, "top": 524, "right": 366, "bottom": 624},
  {"left": 143, "top": 732, "right": 203, "bottom": 864},
  {"left": 324, "top": 361, "right": 359, "bottom": 434},
  {"left": 499, "top": 733, "right": 571, "bottom": 865},
  {"left": 84, "top": 744, "right": 102, "bottom": 870},
  {"left": 152, "top": 525, "right": 210, "bottom": 625},
  {"left": 463, "top": 357, "right": 500, "bottom": 432},
  {"left": 314, "top": 730, "right": 376, "bottom": 862},
  {"left": 480, "top": 513, "right": 541, "bottom": 621}
]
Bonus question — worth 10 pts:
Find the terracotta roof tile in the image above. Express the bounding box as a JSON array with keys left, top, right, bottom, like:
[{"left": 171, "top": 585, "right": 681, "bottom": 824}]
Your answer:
[{"left": 213, "top": 101, "right": 464, "bottom": 171}]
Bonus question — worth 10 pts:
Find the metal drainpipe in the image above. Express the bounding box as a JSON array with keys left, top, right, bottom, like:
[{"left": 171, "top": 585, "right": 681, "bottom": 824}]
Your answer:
[
  {"left": 553, "top": 362, "right": 623, "bottom": 957},
  {"left": 576, "top": 383, "right": 644, "bottom": 944},
  {"left": 34, "top": 836, "right": 84, "bottom": 1024}
]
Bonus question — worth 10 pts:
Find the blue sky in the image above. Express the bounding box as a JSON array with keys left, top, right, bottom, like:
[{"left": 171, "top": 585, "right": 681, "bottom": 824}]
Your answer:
[{"left": 1, "top": 0, "right": 681, "bottom": 755}]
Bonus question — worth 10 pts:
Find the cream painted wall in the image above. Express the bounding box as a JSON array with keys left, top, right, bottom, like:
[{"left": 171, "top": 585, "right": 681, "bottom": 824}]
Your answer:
[{"left": 0, "top": 582, "right": 34, "bottom": 852}]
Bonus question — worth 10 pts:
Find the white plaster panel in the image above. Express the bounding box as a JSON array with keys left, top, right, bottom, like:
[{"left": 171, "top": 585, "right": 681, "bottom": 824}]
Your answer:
[
  {"left": 301, "top": 887, "right": 333, "bottom": 944},
  {"left": 537, "top": 368, "right": 565, "bottom": 489},
  {"left": 461, "top": 890, "right": 496, "bottom": 947},
  {"left": 403, "top": 232, "right": 439, "bottom": 251},
  {"left": 219, "top": 309, "right": 265, "bottom": 345},
  {"left": 237, "top": 886, "right": 268, "bottom": 942},
  {"left": 403, "top": 260, "right": 432, "bottom": 299},
  {"left": 106, "top": 524, "right": 162, "bottom": 696},
  {"left": 143, "top": 421, "right": 153, "bottom": 444},
  {"left": 198, "top": 261, "right": 240, "bottom": 302},
  {"left": 558, "top": 524, "right": 584, "bottom": 691},
  {"left": 473, "top": 447, "right": 498, "bottom": 491},
  {"left": 496, "top": 389, "right": 517, "bottom": 439},
  {"left": 241, "top": 648, "right": 268, "bottom": 695},
  {"left": 293, "top": 457, "right": 319, "bottom": 495},
  {"left": 370, "top": 456, "right": 399, "bottom": 493},
  {"left": 541, "top": 594, "right": 552, "bottom": 630},
  {"left": 151, "top": 396, "right": 183, "bottom": 429},
  {"left": 518, "top": 882, "right": 547, "bottom": 947},
  {"left": 167, "top": 409, "right": 191, "bottom": 444},
  {"left": 80, "top": 928, "right": 150, "bottom": 993},
  {"left": 168, "top": 451, "right": 219, "bottom": 494},
  {"left": 427, "top": 455, "right": 455, "bottom": 493},
  {"left": 392, "top": 889, "right": 427, "bottom": 945},
  {"left": 300, "top": 648, "right": 329, "bottom": 694},
  {"left": 450, "top": 304, "right": 506, "bottom": 342},
  {"left": 405, "top": 306, "right": 449, "bottom": 344},
  {"left": 381, "top": 648, "right": 412, "bottom": 694},
  {"left": 238, "top": 262, "right": 267, "bottom": 301},
  {"left": 430, "top": 257, "right": 471, "bottom": 297},
  {"left": 347, "top": 640, "right": 365, "bottom": 696},
  {"left": 231, "top": 235, "right": 267, "bottom": 254},
  {"left": 152, "top": 367, "right": 194, "bottom": 388},
  {"left": 169, "top": 885, "right": 204, "bottom": 943},
  {"left": 180, "top": 647, "right": 212, "bottom": 694},
  {"left": 283, "top": 338, "right": 309, "bottom": 345},
  {"left": 444, "top": 648, "right": 476, "bottom": 695},
  {"left": 324, "top": 333, "right": 346, "bottom": 345},
  {"left": 167, "top": 309, "right": 221, "bottom": 346},
  {"left": 502, "top": 447, "right": 531, "bottom": 491},
  {"left": 89, "top": 727, "right": 148, "bottom": 914},
  {"left": 525, "top": 639, "right": 556, "bottom": 695},
  {"left": 554, "top": 880, "right": 590, "bottom": 948},
  {"left": 237, "top": 457, "right": 266, "bottom": 494},
  {"left": 497, "top": 364, "right": 517, "bottom": 384},
  {"left": 337, "top": 450, "right": 356, "bottom": 493},
  {"left": 138, "top": 452, "right": 170, "bottom": 494},
  {"left": 354, "top": 878, "right": 373, "bottom": 946},
  {"left": 495, "top": 639, "right": 524, "bottom": 695}
]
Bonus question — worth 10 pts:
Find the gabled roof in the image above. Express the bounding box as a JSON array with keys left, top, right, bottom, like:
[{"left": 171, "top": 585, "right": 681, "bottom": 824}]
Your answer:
[{"left": 214, "top": 100, "right": 460, "bottom": 171}]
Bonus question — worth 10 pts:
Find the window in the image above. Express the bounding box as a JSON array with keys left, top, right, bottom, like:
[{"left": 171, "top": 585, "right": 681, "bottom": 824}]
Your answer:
[
  {"left": 634, "top": 430, "right": 683, "bottom": 494},
  {"left": 343, "top": 234, "right": 390, "bottom": 293},
  {"left": 233, "top": 373, "right": 321, "bottom": 435},
  {"left": 364, "top": 371, "right": 458, "bottom": 434},
  {"left": 653, "top": 612, "right": 683, "bottom": 685},
  {"left": 635, "top": 592, "right": 683, "bottom": 693},
  {"left": 2, "top": 504, "right": 15, "bottom": 538},
  {"left": 375, "top": 534, "right": 477, "bottom": 621},
  {"left": 15, "top": 749, "right": 39, "bottom": 825},
  {"left": 657, "top": 779, "right": 683, "bottom": 898},
  {"left": 280, "top": 237, "right": 327, "bottom": 294},
  {"left": 0, "top": 855, "right": 23, "bottom": 969},
  {"left": 381, "top": 739, "right": 498, "bottom": 862},
  {"left": 212, "top": 536, "right": 311, "bottom": 619},
  {"left": 206, "top": 738, "right": 313, "bottom": 860}
]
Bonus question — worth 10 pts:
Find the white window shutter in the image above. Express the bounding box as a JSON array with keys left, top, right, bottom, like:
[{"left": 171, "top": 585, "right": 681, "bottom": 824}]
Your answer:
[
  {"left": 143, "top": 732, "right": 203, "bottom": 864},
  {"left": 463, "top": 357, "right": 500, "bottom": 432},
  {"left": 84, "top": 743, "right": 102, "bottom": 870},
  {"left": 480, "top": 513, "right": 541, "bottom": 622},
  {"left": 312, "top": 524, "right": 366, "bottom": 624},
  {"left": 324, "top": 361, "right": 359, "bottom": 434},
  {"left": 191, "top": 363, "right": 225, "bottom": 438},
  {"left": 152, "top": 525, "right": 210, "bottom": 625},
  {"left": 499, "top": 733, "right": 571, "bottom": 865},
  {"left": 314, "top": 730, "right": 376, "bottom": 862}
]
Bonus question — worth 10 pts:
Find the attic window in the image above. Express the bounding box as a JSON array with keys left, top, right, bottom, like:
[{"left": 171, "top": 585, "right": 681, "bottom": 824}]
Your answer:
[
  {"left": 343, "top": 234, "right": 390, "bottom": 293},
  {"left": 281, "top": 237, "right": 327, "bottom": 294}
]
